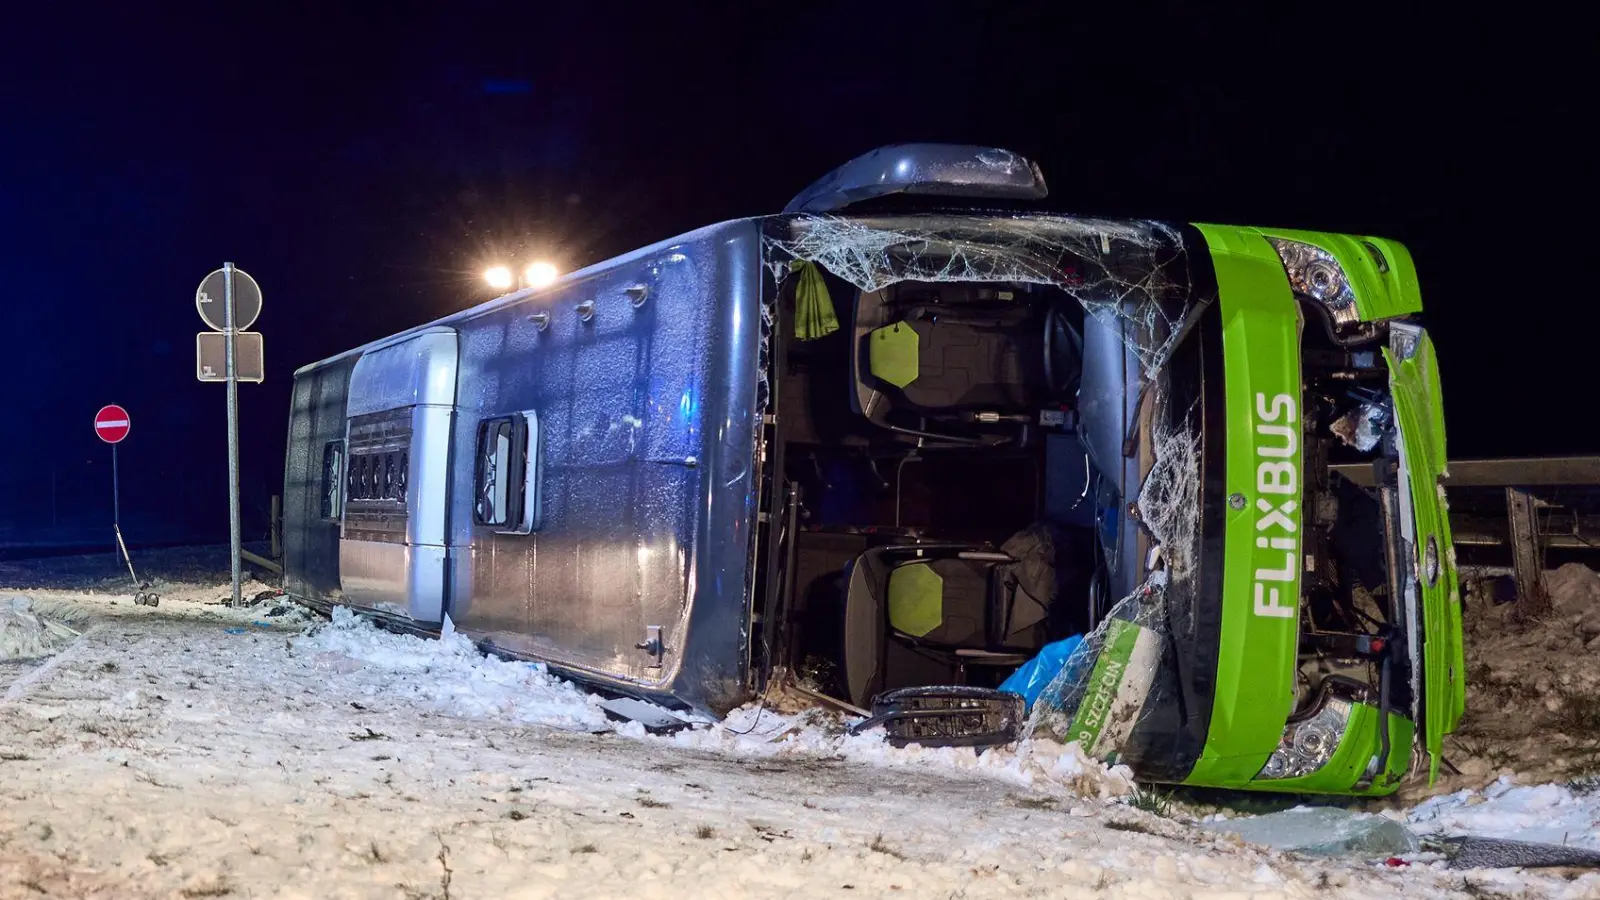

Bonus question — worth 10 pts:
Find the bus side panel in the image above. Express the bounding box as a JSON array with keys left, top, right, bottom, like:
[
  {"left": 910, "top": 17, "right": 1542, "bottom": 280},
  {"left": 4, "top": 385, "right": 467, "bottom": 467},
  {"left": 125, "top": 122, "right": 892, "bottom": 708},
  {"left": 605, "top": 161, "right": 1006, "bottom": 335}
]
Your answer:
[
  {"left": 448, "top": 220, "right": 764, "bottom": 713},
  {"left": 283, "top": 357, "right": 356, "bottom": 605}
]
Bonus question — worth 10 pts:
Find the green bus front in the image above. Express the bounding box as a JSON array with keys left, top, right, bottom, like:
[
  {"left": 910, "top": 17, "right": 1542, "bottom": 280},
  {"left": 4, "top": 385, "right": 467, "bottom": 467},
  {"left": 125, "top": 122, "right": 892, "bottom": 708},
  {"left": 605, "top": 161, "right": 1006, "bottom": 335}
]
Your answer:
[
  {"left": 760, "top": 185, "right": 1461, "bottom": 797},
  {"left": 1151, "top": 225, "right": 1465, "bottom": 795}
]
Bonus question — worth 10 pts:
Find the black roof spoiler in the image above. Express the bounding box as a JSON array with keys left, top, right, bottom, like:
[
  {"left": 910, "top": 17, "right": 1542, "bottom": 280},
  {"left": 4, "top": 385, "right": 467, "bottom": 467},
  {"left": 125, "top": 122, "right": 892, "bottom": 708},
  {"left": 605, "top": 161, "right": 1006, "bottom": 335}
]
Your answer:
[{"left": 783, "top": 143, "right": 1048, "bottom": 214}]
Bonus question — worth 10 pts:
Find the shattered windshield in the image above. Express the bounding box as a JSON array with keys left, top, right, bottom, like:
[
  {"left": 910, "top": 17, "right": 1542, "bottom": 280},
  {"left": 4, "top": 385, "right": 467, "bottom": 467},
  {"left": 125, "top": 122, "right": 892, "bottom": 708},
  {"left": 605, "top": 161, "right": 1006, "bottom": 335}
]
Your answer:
[
  {"left": 765, "top": 213, "right": 1196, "bottom": 372},
  {"left": 765, "top": 212, "right": 1210, "bottom": 773}
]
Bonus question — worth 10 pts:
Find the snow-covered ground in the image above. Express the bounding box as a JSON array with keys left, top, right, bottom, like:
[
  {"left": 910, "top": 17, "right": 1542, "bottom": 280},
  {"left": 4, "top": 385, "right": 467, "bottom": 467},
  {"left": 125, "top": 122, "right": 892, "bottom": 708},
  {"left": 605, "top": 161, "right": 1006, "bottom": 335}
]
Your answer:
[
  {"left": 1, "top": 548, "right": 1598, "bottom": 899},
  {"left": 1410, "top": 777, "right": 1600, "bottom": 851},
  {"left": 1418, "top": 562, "right": 1600, "bottom": 798}
]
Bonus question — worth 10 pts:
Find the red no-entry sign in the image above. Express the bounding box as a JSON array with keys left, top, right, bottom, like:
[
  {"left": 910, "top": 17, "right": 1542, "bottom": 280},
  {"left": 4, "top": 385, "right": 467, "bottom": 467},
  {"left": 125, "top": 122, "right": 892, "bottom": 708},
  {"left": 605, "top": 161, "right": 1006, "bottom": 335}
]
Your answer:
[{"left": 95, "top": 404, "right": 131, "bottom": 444}]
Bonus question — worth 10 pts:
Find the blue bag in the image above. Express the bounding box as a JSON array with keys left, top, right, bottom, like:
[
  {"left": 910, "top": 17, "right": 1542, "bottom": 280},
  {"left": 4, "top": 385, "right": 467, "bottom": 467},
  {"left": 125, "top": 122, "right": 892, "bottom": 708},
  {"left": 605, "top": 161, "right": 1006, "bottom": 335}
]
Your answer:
[{"left": 999, "top": 634, "right": 1086, "bottom": 710}]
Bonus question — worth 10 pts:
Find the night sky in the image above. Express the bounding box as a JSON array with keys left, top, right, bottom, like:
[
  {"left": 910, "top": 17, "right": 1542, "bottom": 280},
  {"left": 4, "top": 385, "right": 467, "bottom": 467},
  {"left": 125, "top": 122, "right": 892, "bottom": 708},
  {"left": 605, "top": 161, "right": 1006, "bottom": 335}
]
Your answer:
[{"left": 0, "top": 4, "right": 1580, "bottom": 545}]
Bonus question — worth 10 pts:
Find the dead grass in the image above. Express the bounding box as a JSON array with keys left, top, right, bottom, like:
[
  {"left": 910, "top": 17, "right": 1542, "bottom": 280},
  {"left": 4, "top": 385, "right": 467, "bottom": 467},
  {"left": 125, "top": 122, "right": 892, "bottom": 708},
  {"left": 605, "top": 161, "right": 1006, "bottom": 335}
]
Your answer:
[
  {"left": 867, "top": 834, "right": 905, "bottom": 860},
  {"left": 1009, "top": 794, "right": 1058, "bottom": 810},
  {"left": 1453, "top": 736, "right": 1517, "bottom": 770},
  {"left": 1553, "top": 690, "right": 1600, "bottom": 737},
  {"left": 695, "top": 825, "right": 716, "bottom": 839},
  {"left": 179, "top": 879, "right": 234, "bottom": 898},
  {"left": 1459, "top": 878, "right": 1527, "bottom": 900},
  {"left": 1568, "top": 774, "right": 1600, "bottom": 795},
  {"left": 78, "top": 720, "right": 141, "bottom": 748},
  {"left": 434, "top": 837, "right": 453, "bottom": 900}
]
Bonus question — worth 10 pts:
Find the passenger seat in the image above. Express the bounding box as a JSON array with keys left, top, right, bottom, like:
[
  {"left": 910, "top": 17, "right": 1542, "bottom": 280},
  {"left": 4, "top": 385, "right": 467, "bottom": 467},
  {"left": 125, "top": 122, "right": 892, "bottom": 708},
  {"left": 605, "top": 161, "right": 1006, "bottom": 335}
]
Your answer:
[
  {"left": 850, "top": 283, "right": 1081, "bottom": 441},
  {"left": 839, "top": 544, "right": 1053, "bottom": 708}
]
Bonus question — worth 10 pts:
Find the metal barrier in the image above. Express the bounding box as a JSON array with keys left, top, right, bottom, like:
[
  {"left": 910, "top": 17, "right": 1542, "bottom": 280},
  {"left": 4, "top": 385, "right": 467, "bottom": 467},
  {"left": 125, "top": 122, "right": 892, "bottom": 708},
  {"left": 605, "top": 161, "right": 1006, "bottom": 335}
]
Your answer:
[{"left": 1334, "top": 456, "right": 1600, "bottom": 618}]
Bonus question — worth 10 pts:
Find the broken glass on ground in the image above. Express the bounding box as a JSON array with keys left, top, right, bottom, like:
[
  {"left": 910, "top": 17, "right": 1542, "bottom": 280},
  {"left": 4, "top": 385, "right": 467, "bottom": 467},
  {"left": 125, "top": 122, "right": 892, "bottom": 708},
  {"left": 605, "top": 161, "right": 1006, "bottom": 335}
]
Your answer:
[{"left": 1202, "top": 807, "right": 1422, "bottom": 859}]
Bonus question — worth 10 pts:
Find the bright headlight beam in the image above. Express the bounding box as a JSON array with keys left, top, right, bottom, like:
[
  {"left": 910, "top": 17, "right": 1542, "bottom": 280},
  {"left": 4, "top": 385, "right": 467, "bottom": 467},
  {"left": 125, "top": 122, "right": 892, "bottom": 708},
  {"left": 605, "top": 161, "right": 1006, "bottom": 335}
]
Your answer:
[
  {"left": 484, "top": 266, "right": 514, "bottom": 290},
  {"left": 524, "top": 261, "right": 559, "bottom": 288}
]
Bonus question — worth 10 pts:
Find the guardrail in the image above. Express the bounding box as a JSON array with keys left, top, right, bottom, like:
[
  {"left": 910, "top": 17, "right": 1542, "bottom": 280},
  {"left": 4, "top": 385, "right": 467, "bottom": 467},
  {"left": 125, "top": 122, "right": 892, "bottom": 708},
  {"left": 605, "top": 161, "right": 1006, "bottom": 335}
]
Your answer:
[
  {"left": 1332, "top": 456, "right": 1600, "bottom": 619},
  {"left": 1331, "top": 456, "right": 1600, "bottom": 489}
]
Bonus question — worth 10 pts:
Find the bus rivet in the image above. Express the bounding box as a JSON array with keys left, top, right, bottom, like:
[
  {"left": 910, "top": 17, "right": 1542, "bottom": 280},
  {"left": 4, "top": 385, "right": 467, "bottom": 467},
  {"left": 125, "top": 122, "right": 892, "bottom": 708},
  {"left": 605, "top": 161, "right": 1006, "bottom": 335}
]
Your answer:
[{"left": 1229, "top": 492, "right": 1247, "bottom": 510}]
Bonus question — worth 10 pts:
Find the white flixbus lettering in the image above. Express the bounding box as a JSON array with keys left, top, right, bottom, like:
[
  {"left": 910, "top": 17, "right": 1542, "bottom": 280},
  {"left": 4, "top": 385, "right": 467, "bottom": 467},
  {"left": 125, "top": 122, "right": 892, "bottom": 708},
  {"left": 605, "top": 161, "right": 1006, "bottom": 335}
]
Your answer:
[{"left": 1251, "top": 393, "right": 1301, "bottom": 620}]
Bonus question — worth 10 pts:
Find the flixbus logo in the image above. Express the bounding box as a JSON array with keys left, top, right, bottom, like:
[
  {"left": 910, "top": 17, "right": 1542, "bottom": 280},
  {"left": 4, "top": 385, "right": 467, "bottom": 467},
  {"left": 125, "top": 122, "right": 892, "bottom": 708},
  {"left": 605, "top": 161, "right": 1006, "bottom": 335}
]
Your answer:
[{"left": 1253, "top": 393, "right": 1299, "bottom": 619}]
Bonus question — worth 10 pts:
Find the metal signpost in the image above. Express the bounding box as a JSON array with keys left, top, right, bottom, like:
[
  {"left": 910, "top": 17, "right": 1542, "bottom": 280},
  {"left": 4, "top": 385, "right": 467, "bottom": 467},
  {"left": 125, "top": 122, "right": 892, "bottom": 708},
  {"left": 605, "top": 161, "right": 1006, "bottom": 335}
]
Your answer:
[
  {"left": 196, "top": 263, "right": 264, "bottom": 606},
  {"left": 94, "top": 404, "right": 131, "bottom": 535},
  {"left": 95, "top": 405, "right": 157, "bottom": 606}
]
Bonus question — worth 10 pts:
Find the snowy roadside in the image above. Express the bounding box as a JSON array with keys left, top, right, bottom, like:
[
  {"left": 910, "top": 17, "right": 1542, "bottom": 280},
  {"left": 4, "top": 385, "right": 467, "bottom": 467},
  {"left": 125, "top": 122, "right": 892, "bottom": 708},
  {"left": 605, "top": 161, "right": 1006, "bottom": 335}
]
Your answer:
[
  {"left": 1415, "top": 562, "right": 1600, "bottom": 798},
  {"left": 0, "top": 556, "right": 1595, "bottom": 897}
]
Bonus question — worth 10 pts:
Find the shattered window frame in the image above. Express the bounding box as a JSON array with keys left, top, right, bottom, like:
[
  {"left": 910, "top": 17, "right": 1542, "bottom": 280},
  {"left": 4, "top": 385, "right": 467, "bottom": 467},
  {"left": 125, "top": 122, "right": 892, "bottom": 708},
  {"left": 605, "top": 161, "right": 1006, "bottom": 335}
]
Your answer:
[{"left": 761, "top": 211, "right": 1211, "bottom": 769}]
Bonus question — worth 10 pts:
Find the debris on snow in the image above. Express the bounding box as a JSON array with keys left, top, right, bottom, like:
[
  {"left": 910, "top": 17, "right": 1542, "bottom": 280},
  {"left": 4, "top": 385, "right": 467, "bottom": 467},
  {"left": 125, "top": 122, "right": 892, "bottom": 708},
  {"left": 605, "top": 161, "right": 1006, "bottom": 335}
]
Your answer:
[{"left": 1441, "top": 835, "right": 1600, "bottom": 870}]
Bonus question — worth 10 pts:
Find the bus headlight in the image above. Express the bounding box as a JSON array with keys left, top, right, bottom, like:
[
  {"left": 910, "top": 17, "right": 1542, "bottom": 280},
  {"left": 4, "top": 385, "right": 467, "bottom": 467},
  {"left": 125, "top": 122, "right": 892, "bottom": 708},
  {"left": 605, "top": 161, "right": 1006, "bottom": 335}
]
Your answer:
[
  {"left": 1268, "top": 238, "right": 1359, "bottom": 326},
  {"left": 1256, "top": 696, "right": 1352, "bottom": 780}
]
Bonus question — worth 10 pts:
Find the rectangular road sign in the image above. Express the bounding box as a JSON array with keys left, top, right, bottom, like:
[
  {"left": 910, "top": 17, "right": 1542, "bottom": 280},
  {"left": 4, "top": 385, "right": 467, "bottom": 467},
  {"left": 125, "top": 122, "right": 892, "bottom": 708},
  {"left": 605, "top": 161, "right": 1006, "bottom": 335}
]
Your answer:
[{"left": 196, "top": 331, "right": 265, "bottom": 382}]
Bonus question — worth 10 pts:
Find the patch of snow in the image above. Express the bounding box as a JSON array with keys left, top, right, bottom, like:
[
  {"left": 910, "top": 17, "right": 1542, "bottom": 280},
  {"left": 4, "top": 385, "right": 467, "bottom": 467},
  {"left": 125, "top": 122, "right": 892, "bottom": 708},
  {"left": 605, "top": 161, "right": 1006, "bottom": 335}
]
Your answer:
[
  {"left": 4, "top": 549, "right": 1600, "bottom": 897},
  {"left": 644, "top": 703, "right": 1134, "bottom": 798},
  {"left": 1548, "top": 562, "right": 1600, "bottom": 617},
  {"left": 1408, "top": 775, "right": 1600, "bottom": 850},
  {"left": 291, "top": 605, "right": 611, "bottom": 733},
  {"left": 293, "top": 608, "right": 1138, "bottom": 799},
  {"left": 0, "top": 596, "right": 81, "bottom": 660}
]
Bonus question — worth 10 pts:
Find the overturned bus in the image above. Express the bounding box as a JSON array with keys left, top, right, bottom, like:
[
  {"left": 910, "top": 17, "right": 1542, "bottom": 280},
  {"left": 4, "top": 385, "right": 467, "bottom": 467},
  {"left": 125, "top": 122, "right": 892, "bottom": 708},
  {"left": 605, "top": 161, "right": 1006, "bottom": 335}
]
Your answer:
[{"left": 281, "top": 144, "right": 1464, "bottom": 796}]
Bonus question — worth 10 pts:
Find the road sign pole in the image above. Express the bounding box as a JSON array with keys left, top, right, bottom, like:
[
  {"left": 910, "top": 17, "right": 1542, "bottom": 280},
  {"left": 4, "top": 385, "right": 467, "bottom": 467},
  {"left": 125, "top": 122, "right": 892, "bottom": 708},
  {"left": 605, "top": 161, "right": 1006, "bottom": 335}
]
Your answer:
[
  {"left": 112, "top": 442, "right": 120, "bottom": 556},
  {"left": 224, "top": 261, "right": 242, "bottom": 606},
  {"left": 93, "top": 405, "right": 142, "bottom": 593},
  {"left": 195, "top": 263, "right": 261, "bottom": 605}
]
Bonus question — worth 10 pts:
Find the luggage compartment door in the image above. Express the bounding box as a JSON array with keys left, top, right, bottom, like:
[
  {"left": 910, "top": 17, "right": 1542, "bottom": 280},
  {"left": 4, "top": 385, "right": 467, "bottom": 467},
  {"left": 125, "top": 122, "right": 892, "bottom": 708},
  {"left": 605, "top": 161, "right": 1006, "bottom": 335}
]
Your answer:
[{"left": 339, "top": 329, "right": 459, "bottom": 622}]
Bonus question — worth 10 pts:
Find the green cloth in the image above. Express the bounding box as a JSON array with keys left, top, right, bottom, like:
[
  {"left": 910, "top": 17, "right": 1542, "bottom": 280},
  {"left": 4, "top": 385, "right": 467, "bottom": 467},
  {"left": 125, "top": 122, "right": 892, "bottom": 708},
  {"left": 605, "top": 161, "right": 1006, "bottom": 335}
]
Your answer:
[
  {"left": 868, "top": 322, "right": 920, "bottom": 388},
  {"left": 888, "top": 563, "right": 944, "bottom": 638},
  {"left": 790, "top": 259, "right": 839, "bottom": 340}
]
